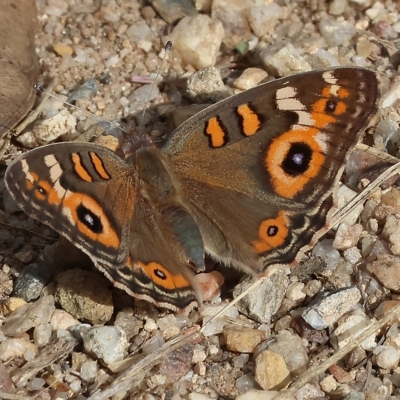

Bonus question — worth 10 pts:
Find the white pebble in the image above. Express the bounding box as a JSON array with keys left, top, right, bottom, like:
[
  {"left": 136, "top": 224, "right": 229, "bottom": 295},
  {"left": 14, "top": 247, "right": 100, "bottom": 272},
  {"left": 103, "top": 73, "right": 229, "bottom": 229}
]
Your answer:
[{"left": 374, "top": 345, "right": 400, "bottom": 369}]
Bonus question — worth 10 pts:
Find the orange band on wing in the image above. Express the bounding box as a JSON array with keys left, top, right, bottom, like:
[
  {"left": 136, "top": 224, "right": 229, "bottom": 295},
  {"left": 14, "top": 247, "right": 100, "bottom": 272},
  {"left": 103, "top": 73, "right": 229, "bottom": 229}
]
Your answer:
[
  {"left": 236, "top": 104, "right": 261, "bottom": 136},
  {"left": 89, "top": 152, "right": 111, "bottom": 180},
  {"left": 252, "top": 211, "right": 289, "bottom": 254},
  {"left": 205, "top": 117, "right": 227, "bottom": 148},
  {"left": 140, "top": 262, "right": 190, "bottom": 290},
  {"left": 72, "top": 154, "right": 93, "bottom": 182}
]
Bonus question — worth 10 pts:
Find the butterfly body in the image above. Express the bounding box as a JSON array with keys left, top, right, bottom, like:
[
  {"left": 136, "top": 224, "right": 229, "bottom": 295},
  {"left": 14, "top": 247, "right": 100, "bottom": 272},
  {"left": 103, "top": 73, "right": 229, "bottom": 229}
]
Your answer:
[{"left": 5, "top": 67, "right": 380, "bottom": 310}]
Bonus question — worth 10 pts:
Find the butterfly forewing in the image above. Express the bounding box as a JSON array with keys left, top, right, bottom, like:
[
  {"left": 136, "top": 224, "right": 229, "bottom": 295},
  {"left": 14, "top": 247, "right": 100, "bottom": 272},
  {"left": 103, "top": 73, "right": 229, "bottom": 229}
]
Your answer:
[
  {"left": 5, "top": 142, "right": 135, "bottom": 265},
  {"left": 165, "top": 68, "right": 379, "bottom": 274}
]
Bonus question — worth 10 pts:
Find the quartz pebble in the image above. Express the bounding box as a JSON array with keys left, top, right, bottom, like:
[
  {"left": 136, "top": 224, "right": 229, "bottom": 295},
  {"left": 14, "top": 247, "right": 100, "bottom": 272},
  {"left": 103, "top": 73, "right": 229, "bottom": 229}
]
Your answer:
[
  {"left": 373, "top": 345, "right": 400, "bottom": 369},
  {"left": 295, "top": 383, "right": 325, "bottom": 400},
  {"left": 343, "top": 247, "right": 362, "bottom": 265},
  {"left": 312, "top": 239, "right": 341, "bottom": 269},
  {"left": 302, "top": 287, "right": 361, "bottom": 330},
  {"left": 319, "top": 374, "right": 338, "bottom": 393},
  {"left": 247, "top": 3, "right": 283, "bottom": 37},
  {"left": 260, "top": 42, "right": 311, "bottom": 76},
  {"left": 367, "top": 254, "right": 400, "bottom": 292},
  {"left": 233, "top": 353, "right": 250, "bottom": 368},
  {"left": 17, "top": 109, "right": 77, "bottom": 148},
  {"left": 211, "top": 0, "right": 250, "bottom": 47},
  {"left": 233, "top": 269, "right": 289, "bottom": 323},
  {"left": 267, "top": 331, "right": 308, "bottom": 375},
  {"left": 142, "top": 335, "right": 165, "bottom": 355},
  {"left": 201, "top": 303, "right": 240, "bottom": 336},
  {"left": 332, "top": 222, "right": 363, "bottom": 250},
  {"left": 33, "top": 323, "right": 52, "bottom": 347},
  {"left": 168, "top": 14, "right": 224, "bottom": 69},
  {"left": 235, "top": 372, "right": 259, "bottom": 393},
  {"left": 381, "top": 215, "right": 400, "bottom": 255},
  {"left": 233, "top": 68, "right": 268, "bottom": 91},
  {"left": 1, "top": 295, "right": 55, "bottom": 336},
  {"left": 235, "top": 390, "right": 282, "bottom": 400},
  {"left": 50, "top": 309, "right": 79, "bottom": 330},
  {"left": 186, "top": 66, "right": 229, "bottom": 103},
  {"left": 0, "top": 338, "right": 39, "bottom": 362},
  {"left": 114, "top": 310, "right": 142, "bottom": 339},
  {"left": 336, "top": 185, "right": 364, "bottom": 226},
  {"left": 331, "top": 310, "right": 376, "bottom": 350},
  {"left": 285, "top": 282, "right": 306, "bottom": 304},
  {"left": 382, "top": 80, "right": 400, "bottom": 108},
  {"left": 82, "top": 326, "right": 128, "bottom": 365},
  {"left": 195, "top": 271, "right": 224, "bottom": 302},
  {"left": 329, "top": 0, "right": 348, "bottom": 15},
  {"left": 319, "top": 18, "right": 357, "bottom": 47},
  {"left": 188, "top": 394, "right": 214, "bottom": 400}
]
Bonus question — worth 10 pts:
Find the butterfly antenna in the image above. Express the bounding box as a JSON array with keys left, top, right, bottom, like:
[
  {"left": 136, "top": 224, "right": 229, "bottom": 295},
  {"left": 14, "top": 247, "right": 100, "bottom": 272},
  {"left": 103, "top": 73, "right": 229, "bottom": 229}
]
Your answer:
[
  {"left": 33, "top": 84, "right": 126, "bottom": 134},
  {"left": 139, "top": 41, "right": 172, "bottom": 130}
]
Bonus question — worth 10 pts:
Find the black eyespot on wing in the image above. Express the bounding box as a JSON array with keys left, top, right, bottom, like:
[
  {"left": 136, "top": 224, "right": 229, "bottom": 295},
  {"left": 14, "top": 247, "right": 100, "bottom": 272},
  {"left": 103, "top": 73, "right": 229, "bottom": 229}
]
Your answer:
[
  {"left": 76, "top": 204, "right": 103, "bottom": 234},
  {"left": 281, "top": 142, "right": 312, "bottom": 176}
]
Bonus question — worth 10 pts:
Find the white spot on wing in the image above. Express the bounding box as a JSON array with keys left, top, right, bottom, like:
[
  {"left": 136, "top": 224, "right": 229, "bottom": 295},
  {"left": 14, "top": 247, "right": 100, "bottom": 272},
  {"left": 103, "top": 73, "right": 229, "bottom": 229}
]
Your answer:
[
  {"left": 291, "top": 124, "right": 309, "bottom": 132},
  {"left": 53, "top": 180, "right": 67, "bottom": 199},
  {"left": 44, "top": 155, "right": 64, "bottom": 184},
  {"left": 322, "top": 71, "right": 337, "bottom": 85},
  {"left": 315, "top": 132, "right": 329, "bottom": 153},
  {"left": 44, "top": 155, "right": 57, "bottom": 167},
  {"left": 21, "top": 160, "right": 34, "bottom": 184},
  {"left": 61, "top": 191, "right": 75, "bottom": 225},
  {"left": 276, "top": 86, "right": 297, "bottom": 100},
  {"left": 49, "top": 163, "right": 63, "bottom": 184},
  {"left": 277, "top": 98, "right": 305, "bottom": 111},
  {"left": 296, "top": 111, "right": 314, "bottom": 126},
  {"left": 329, "top": 85, "right": 340, "bottom": 96},
  {"left": 353, "top": 106, "right": 362, "bottom": 118}
]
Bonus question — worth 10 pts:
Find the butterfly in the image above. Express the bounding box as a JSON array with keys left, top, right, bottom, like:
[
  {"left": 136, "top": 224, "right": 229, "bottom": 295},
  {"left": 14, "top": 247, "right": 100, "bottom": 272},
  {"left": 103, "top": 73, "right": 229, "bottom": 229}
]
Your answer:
[{"left": 5, "top": 68, "right": 379, "bottom": 310}]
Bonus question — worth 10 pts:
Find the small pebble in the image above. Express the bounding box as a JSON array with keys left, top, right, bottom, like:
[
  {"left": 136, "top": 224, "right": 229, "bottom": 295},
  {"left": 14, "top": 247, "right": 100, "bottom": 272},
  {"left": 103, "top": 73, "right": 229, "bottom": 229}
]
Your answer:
[
  {"left": 267, "top": 330, "right": 308, "bottom": 375},
  {"left": 53, "top": 42, "right": 73, "bottom": 56},
  {"left": 319, "top": 18, "right": 356, "bottom": 47},
  {"left": 367, "top": 254, "right": 400, "bottom": 292},
  {"left": 223, "top": 327, "right": 267, "bottom": 353},
  {"left": 55, "top": 269, "right": 114, "bottom": 325},
  {"left": 0, "top": 338, "right": 39, "bottom": 362},
  {"left": 255, "top": 350, "right": 290, "bottom": 390},
  {"left": 233, "top": 270, "right": 289, "bottom": 323},
  {"left": 1, "top": 295, "right": 55, "bottom": 336},
  {"left": 302, "top": 287, "right": 361, "bottom": 330},
  {"left": 373, "top": 345, "right": 400, "bottom": 369},
  {"left": 82, "top": 326, "right": 128, "bottom": 365},
  {"left": 168, "top": 14, "right": 224, "bottom": 69},
  {"left": 233, "top": 68, "right": 268, "bottom": 91},
  {"left": 331, "top": 311, "right": 376, "bottom": 351}
]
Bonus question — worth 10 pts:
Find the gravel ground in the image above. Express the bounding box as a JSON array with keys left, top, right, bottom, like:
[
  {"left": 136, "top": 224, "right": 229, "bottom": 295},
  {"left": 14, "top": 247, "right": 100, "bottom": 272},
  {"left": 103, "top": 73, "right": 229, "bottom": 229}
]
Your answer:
[{"left": 1, "top": 0, "right": 400, "bottom": 399}]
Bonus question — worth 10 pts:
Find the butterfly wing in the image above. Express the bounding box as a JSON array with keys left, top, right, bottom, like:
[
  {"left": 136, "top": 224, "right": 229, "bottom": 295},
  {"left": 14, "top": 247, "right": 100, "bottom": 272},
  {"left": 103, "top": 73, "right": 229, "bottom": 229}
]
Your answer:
[
  {"left": 6, "top": 142, "right": 135, "bottom": 265},
  {"left": 5, "top": 142, "right": 199, "bottom": 310},
  {"left": 164, "top": 68, "right": 379, "bottom": 274}
]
